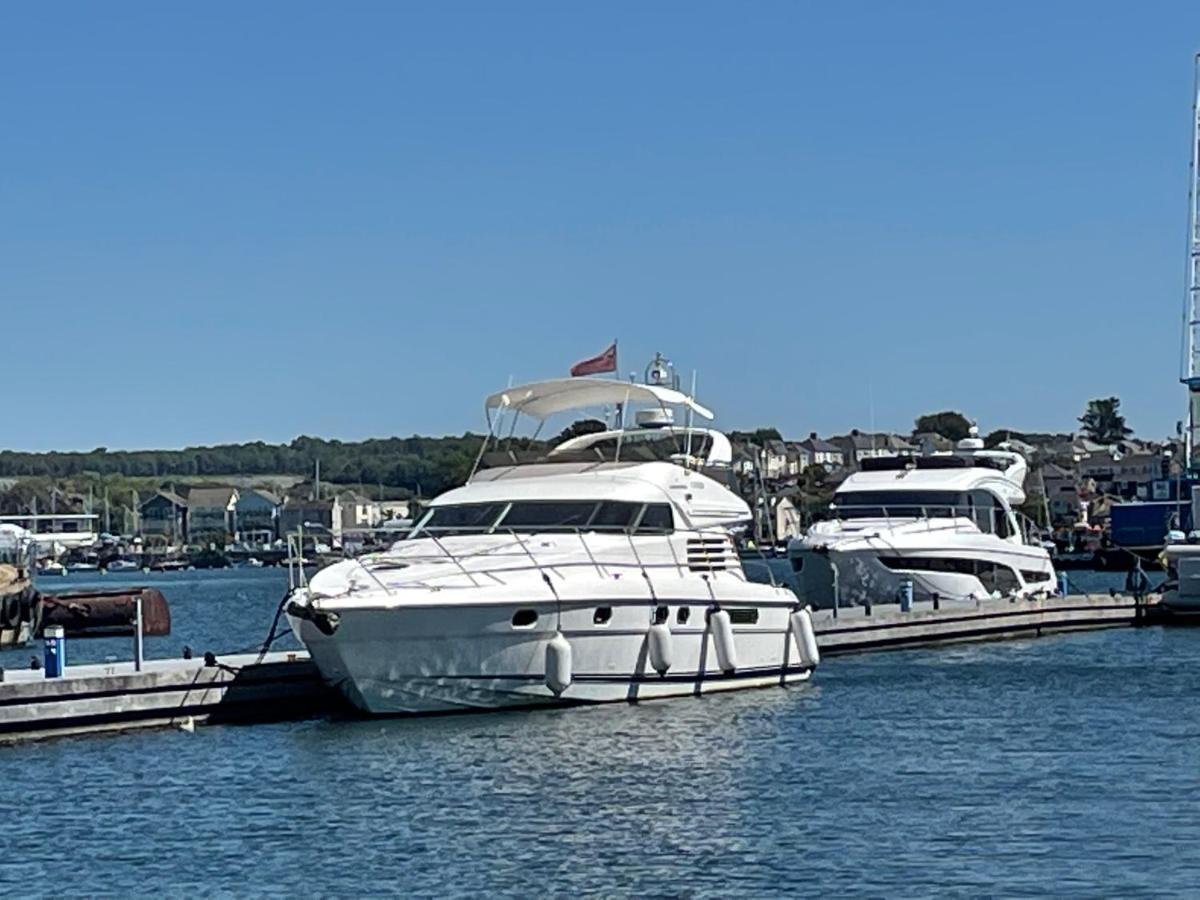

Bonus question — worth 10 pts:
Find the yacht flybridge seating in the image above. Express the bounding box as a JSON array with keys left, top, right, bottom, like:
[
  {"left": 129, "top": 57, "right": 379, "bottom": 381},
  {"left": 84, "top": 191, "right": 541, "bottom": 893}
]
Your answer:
[
  {"left": 286, "top": 355, "right": 819, "bottom": 715},
  {"left": 789, "top": 430, "right": 1057, "bottom": 608}
]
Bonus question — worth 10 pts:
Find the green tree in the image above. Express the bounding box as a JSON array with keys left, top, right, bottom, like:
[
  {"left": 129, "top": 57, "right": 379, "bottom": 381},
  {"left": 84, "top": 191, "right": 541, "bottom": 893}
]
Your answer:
[
  {"left": 1078, "top": 397, "right": 1133, "bottom": 444},
  {"left": 913, "top": 411, "right": 972, "bottom": 442},
  {"left": 555, "top": 418, "right": 608, "bottom": 444},
  {"left": 728, "top": 427, "right": 782, "bottom": 446}
]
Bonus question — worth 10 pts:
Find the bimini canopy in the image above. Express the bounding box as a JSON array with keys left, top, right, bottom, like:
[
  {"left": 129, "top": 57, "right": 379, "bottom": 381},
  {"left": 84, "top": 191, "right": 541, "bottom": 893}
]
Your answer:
[{"left": 485, "top": 378, "right": 713, "bottom": 423}]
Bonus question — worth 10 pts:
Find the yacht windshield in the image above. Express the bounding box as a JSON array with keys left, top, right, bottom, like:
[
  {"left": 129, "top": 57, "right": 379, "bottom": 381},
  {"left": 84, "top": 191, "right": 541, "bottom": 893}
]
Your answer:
[
  {"left": 833, "top": 490, "right": 965, "bottom": 520},
  {"left": 832, "top": 488, "right": 1014, "bottom": 536},
  {"left": 408, "top": 500, "right": 675, "bottom": 538}
]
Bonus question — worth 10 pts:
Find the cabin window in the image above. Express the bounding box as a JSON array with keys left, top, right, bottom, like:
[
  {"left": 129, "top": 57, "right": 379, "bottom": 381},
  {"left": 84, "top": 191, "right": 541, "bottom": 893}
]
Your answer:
[
  {"left": 591, "top": 501, "right": 638, "bottom": 530},
  {"left": 878, "top": 556, "right": 1023, "bottom": 593},
  {"left": 499, "top": 502, "right": 597, "bottom": 532},
  {"left": 636, "top": 504, "right": 674, "bottom": 533},
  {"left": 677, "top": 607, "right": 691, "bottom": 624},
  {"left": 967, "top": 490, "right": 1012, "bottom": 538},
  {"left": 978, "top": 564, "right": 1020, "bottom": 595},
  {"left": 410, "top": 500, "right": 675, "bottom": 538},
  {"left": 593, "top": 606, "right": 613, "bottom": 625},
  {"left": 833, "top": 490, "right": 964, "bottom": 520},
  {"left": 511, "top": 609, "right": 538, "bottom": 628},
  {"left": 408, "top": 503, "right": 506, "bottom": 538}
]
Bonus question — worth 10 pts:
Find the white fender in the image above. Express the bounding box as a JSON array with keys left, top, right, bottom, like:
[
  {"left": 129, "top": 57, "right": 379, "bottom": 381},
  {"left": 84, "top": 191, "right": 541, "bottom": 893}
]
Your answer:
[
  {"left": 545, "top": 632, "right": 573, "bottom": 695},
  {"left": 789, "top": 607, "right": 820, "bottom": 668},
  {"left": 710, "top": 609, "right": 737, "bottom": 673},
  {"left": 648, "top": 621, "right": 673, "bottom": 676}
]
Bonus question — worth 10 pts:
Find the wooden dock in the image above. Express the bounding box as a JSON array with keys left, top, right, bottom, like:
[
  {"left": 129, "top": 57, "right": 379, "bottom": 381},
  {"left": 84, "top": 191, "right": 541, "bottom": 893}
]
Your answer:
[{"left": 0, "top": 592, "right": 1158, "bottom": 744}]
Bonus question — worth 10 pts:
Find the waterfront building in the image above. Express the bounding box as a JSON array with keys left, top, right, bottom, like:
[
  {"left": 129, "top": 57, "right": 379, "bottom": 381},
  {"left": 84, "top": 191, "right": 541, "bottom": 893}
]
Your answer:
[
  {"left": 761, "top": 440, "right": 790, "bottom": 479},
  {"left": 280, "top": 496, "right": 343, "bottom": 546},
  {"left": 831, "top": 430, "right": 916, "bottom": 469},
  {"left": 1040, "top": 462, "right": 1081, "bottom": 524},
  {"left": 785, "top": 442, "right": 810, "bottom": 474},
  {"left": 235, "top": 488, "right": 280, "bottom": 542},
  {"left": 186, "top": 486, "right": 239, "bottom": 542},
  {"left": 139, "top": 490, "right": 188, "bottom": 542},
  {"left": 799, "top": 433, "right": 844, "bottom": 469}
]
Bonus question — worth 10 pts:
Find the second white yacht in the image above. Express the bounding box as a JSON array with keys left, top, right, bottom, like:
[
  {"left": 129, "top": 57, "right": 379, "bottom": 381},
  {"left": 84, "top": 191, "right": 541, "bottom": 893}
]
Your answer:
[
  {"left": 286, "top": 366, "right": 820, "bottom": 715},
  {"left": 789, "top": 431, "right": 1057, "bottom": 608}
]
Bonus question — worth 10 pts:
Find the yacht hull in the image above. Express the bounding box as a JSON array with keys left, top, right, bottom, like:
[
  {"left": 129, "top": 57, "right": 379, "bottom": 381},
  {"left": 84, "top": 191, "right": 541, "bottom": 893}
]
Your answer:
[
  {"left": 289, "top": 597, "right": 813, "bottom": 715},
  {"left": 791, "top": 537, "right": 1056, "bottom": 607}
]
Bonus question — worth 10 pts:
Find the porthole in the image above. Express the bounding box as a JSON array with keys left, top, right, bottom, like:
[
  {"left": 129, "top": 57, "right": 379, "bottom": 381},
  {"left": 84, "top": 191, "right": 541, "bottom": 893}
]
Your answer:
[
  {"left": 593, "top": 606, "right": 613, "bottom": 625},
  {"left": 727, "top": 608, "right": 759, "bottom": 625},
  {"left": 511, "top": 609, "right": 538, "bottom": 628},
  {"left": 676, "top": 607, "right": 690, "bottom": 624}
]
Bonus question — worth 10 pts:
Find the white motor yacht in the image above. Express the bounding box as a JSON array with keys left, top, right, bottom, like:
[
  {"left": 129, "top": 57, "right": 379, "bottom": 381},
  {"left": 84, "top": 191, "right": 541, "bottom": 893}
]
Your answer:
[
  {"left": 789, "top": 431, "right": 1056, "bottom": 607},
  {"left": 286, "top": 368, "right": 819, "bottom": 715}
]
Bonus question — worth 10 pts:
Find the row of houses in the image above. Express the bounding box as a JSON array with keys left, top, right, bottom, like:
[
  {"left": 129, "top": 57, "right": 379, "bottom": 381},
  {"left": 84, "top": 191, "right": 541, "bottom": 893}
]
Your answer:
[
  {"left": 734, "top": 430, "right": 956, "bottom": 480},
  {"left": 139, "top": 486, "right": 411, "bottom": 545},
  {"left": 732, "top": 426, "right": 1187, "bottom": 531},
  {"left": 1041, "top": 438, "right": 1183, "bottom": 525}
]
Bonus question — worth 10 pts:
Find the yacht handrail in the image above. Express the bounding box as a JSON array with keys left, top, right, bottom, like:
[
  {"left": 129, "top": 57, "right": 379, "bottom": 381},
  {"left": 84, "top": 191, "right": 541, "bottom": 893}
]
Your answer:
[{"left": 290, "top": 524, "right": 760, "bottom": 593}]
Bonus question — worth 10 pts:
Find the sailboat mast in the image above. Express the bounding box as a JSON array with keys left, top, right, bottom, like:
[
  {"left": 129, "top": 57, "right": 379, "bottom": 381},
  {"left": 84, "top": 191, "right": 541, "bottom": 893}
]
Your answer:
[{"left": 1181, "top": 53, "right": 1200, "bottom": 472}]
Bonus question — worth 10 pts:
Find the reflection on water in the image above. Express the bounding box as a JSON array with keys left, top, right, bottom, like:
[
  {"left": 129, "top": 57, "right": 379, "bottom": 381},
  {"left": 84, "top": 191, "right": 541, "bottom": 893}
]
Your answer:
[{"left": 2, "top": 572, "right": 1200, "bottom": 895}]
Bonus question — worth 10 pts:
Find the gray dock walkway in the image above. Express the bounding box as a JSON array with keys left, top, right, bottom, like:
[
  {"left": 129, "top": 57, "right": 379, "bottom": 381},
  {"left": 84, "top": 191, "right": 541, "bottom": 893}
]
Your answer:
[
  {"left": 0, "top": 592, "right": 1158, "bottom": 744},
  {"left": 0, "top": 651, "right": 335, "bottom": 743},
  {"left": 814, "top": 591, "right": 1152, "bottom": 655}
]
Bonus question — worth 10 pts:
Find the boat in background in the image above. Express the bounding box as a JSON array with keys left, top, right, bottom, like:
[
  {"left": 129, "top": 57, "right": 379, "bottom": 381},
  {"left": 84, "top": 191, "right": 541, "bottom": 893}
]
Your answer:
[{"left": 789, "top": 429, "right": 1056, "bottom": 607}]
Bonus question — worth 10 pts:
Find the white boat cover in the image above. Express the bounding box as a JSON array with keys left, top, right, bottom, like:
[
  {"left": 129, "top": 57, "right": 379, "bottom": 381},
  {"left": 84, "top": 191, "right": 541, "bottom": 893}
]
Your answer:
[{"left": 485, "top": 378, "right": 714, "bottom": 421}]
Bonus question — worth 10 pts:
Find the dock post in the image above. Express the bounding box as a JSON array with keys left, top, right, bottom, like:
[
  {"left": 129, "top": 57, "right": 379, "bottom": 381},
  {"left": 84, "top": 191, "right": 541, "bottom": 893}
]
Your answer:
[
  {"left": 134, "top": 594, "right": 144, "bottom": 673},
  {"left": 43, "top": 625, "right": 65, "bottom": 678}
]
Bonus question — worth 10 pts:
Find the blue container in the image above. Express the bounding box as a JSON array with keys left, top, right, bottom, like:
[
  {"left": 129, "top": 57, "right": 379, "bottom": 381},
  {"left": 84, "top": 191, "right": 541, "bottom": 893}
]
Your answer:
[{"left": 43, "top": 625, "right": 65, "bottom": 678}]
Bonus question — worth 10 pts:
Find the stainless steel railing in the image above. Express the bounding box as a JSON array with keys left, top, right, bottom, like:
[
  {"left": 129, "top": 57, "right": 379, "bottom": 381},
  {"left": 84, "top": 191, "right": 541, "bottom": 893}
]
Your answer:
[{"left": 284, "top": 524, "right": 770, "bottom": 595}]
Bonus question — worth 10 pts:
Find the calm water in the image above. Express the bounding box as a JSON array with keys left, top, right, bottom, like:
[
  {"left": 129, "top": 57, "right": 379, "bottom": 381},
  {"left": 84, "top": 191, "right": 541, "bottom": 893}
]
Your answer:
[{"left": 3, "top": 569, "right": 1199, "bottom": 896}]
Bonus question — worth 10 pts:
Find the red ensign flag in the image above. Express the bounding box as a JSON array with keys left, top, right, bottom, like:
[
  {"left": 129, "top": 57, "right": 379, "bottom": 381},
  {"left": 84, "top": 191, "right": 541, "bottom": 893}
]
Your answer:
[{"left": 570, "top": 342, "right": 618, "bottom": 377}]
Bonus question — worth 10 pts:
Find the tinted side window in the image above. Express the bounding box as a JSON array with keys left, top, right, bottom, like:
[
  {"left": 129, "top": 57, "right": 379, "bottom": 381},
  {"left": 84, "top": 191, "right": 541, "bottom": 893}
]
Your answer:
[
  {"left": 500, "top": 502, "right": 597, "bottom": 532},
  {"left": 590, "top": 502, "right": 637, "bottom": 531},
  {"left": 637, "top": 504, "right": 674, "bottom": 533},
  {"left": 412, "top": 503, "right": 506, "bottom": 537}
]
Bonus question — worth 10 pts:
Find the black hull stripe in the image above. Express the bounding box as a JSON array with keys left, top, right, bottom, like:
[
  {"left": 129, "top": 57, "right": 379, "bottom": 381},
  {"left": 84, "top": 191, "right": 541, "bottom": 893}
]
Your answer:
[{"left": 394, "top": 664, "right": 814, "bottom": 684}]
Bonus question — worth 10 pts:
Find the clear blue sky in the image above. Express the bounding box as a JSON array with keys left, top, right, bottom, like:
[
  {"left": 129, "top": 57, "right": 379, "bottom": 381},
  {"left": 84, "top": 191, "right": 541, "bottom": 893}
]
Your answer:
[{"left": 3, "top": 2, "right": 1198, "bottom": 451}]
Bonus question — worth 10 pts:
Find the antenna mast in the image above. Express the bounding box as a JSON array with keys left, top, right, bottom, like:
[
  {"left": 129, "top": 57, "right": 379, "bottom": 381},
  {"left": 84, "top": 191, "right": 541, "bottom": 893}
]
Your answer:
[{"left": 1182, "top": 53, "right": 1200, "bottom": 471}]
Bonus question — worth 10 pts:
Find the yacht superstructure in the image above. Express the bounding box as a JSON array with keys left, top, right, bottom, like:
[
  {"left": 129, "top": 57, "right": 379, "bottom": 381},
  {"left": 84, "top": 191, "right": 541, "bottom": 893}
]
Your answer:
[
  {"left": 286, "top": 366, "right": 819, "bottom": 715},
  {"left": 789, "top": 432, "right": 1056, "bottom": 607}
]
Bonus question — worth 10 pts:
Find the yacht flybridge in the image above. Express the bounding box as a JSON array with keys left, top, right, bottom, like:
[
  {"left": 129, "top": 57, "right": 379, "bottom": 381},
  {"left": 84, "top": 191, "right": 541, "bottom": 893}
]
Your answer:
[
  {"left": 286, "top": 360, "right": 820, "bottom": 715},
  {"left": 789, "top": 431, "right": 1057, "bottom": 607}
]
